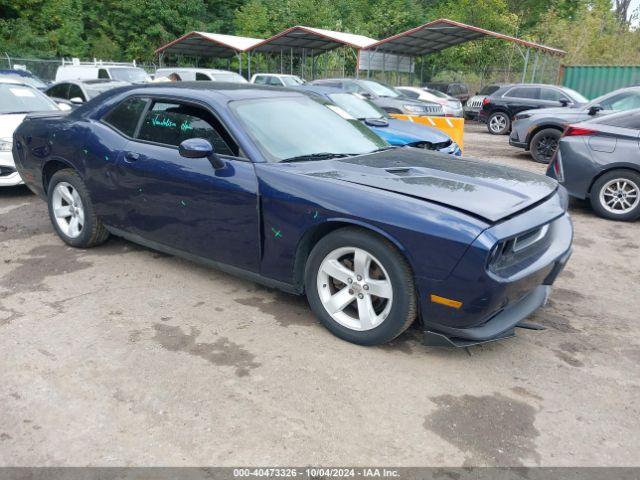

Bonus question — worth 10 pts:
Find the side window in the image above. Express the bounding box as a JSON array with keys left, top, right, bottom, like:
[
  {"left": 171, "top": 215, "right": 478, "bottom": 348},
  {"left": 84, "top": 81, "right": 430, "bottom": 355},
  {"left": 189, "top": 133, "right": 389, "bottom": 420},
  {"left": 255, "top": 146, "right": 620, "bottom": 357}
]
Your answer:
[
  {"left": 597, "top": 111, "right": 640, "bottom": 129},
  {"left": 401, "top": 89, "right": 419, "bottom": 99},
  {"left": 47, "top": 83, "right": 70, "bottom": 99},
  {"left": 600, "top": 92, "right": 640, "bottom": 111},
  {"left": 343, "top": 82, "right": 363, "bottom": 93},
  {"left": 98, "top": 69, "right": 110, "bottom": 79},
  {"left": 504, "top": 87, "right": 539, "bottom": 99},
  {"left": 195, "top": 72, "right": 211, "bottom": 81},
  {"left": 460, "top": 84, "right": 468, "bottom": 94},
  {"left": 137, "top": 101, "right": 238, "bottom": 156},
  {"left": 540, "top": 88, "right": 566, "bottom": 102},
  {"left": 253, "top": 75, "right": 267, "bottom": 85},
  {"left": 68, "top": 84, "right": 85, "bottom": 101},
  {"left": 102, "top": 97, "right": 148, "bottom": 137},
  {"left": 267, "top": 76, "right": 283, "bottom": 86}
]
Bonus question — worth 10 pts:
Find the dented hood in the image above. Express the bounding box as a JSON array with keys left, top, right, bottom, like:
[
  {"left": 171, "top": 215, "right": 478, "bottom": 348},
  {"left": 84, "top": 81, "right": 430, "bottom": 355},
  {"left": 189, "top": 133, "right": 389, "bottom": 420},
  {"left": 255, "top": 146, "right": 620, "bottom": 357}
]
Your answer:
[{"left": 282, "top": 148, "right": 558, "bottom": 222}]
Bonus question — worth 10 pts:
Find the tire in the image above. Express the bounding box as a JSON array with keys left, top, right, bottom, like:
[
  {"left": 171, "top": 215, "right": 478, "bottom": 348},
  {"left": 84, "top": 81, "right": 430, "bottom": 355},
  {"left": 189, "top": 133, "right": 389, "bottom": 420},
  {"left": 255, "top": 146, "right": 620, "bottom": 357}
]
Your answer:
[
  {"left": 487, "top": 111, "right": 511, "bottom": 135},
  {"left": 530, "top": 128, "right": 561, "bottom": 164},
  {"left": 304, "top": 227, "right": 417, "bottom": 346},
  {"left": 590, "top": 170, "right": 640, "bottom": 221},
  {"left": 47, "top": 168, "right": 110, "bottom": 247}
]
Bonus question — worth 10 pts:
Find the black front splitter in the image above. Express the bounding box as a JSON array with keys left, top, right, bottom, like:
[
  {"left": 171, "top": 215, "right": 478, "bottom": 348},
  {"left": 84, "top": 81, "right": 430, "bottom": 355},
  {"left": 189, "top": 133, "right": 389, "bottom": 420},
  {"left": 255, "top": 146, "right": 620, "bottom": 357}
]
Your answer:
[{"left": 422, "top": 321, "right": 545, "bottom": 348}]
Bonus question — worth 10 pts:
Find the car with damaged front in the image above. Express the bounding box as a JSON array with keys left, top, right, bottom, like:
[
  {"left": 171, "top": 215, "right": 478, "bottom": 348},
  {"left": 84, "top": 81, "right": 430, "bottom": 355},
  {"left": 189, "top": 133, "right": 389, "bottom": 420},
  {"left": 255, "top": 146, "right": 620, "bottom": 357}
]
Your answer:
[{"left": 13, "top": 82, "right": 573, "bottom": 347}]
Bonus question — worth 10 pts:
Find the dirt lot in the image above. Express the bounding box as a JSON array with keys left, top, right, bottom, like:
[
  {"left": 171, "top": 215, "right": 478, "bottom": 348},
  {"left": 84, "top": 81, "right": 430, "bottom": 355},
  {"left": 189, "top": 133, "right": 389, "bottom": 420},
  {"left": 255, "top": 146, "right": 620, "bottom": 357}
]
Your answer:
[{"left": 1, "top": 122, "right": 639, "bottom": 467}]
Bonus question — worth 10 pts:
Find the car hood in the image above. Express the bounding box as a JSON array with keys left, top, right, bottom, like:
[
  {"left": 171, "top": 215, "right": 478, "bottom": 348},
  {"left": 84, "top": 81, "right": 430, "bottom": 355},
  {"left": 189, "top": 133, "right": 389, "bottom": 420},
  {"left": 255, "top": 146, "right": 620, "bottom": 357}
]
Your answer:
[
  {"left": 280, "top": 148, "right": 557, "bottom": 222},
  {"left": 369, "top": 118, "right": 451, "bottom": 146},
  {"left": 0, "top": 114, "right": 27, "bottom": 137}
]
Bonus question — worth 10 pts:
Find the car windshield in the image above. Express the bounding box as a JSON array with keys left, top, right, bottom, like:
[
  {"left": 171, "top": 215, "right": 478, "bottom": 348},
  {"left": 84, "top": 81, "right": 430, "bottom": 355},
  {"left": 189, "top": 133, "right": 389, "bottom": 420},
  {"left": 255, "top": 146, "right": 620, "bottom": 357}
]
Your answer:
[
  {"left": 231, "top": 96, "right": 388, "bottom": 162},
  {"left": 281, "top": 75, "right": 305, "bottom": 86},
  {"left": 0, "top": 72, "right": 47, "bottom": 89},
  {"left": 212, "top": 72, "right": 248, "bottom": 83},
  {"left": 108, "top": 68, "right": 149, "bottom": 83},
  {"left": 563, "top": 87, "right": 588, "bottom": 103},
  {"left": 479, "top": 85, "right": 500, "bottom": 95},
  {"left": 360, "top": 80, "right": 401, "bottom": 98},
  {"left": 328, "top": 93, "right": 386, "bottom": 120},
  {"left": 84, "top": 82, "right": 128, "bottom": 99},
  {"left": 0, "top": 83, "right": 58, "bottom": 114}
]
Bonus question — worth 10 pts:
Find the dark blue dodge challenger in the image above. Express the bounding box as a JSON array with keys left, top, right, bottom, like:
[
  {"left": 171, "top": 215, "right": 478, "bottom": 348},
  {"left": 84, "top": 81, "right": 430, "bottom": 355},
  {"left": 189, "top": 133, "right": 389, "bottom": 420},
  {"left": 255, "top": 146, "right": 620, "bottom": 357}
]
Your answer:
[{"left": 13, "top": 83, "right": 573, "bottom": 347}]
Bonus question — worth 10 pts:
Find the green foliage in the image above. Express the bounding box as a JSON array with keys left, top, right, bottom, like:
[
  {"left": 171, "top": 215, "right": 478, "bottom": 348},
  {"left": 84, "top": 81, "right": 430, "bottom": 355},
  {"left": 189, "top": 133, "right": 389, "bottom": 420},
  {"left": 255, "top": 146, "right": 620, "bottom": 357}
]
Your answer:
[{"left": 0, "top": 0, "right": 638, "bottom": 68}]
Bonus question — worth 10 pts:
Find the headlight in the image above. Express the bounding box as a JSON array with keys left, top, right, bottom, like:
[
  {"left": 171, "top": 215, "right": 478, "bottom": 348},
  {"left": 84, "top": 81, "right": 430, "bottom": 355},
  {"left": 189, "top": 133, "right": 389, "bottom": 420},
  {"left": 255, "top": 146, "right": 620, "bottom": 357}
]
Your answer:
[
  {"left": 0, "top": 138, "right": 13, "bottom": 152},
  {"left": 403, "top": 104, "right": 427, "bottom": 114}
]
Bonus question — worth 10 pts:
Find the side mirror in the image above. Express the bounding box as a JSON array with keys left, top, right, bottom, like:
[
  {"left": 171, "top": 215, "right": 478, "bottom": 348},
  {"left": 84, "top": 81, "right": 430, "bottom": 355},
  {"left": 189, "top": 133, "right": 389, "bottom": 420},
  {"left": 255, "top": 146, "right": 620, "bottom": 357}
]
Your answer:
[
  {"left": 178, "top": 138, "right": 224, "bottom": 169},
  {"left": 588, "top": 104, "right": 603, "bottom": 116},
  {"left": 360, "top": 92, "right": 373, "bottom": 99},
  {"left": 559, "top": 99, "right": 570, "bottom": 107},
  {"left": 69, "top": 97, "right": 84, "bottom": 104}
]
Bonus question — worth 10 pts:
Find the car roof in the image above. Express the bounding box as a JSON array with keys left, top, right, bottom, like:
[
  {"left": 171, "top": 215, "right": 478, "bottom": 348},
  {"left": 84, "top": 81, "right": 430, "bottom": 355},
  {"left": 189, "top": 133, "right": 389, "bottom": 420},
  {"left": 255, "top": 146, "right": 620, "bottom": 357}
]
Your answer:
[
  {"left": 0, "top": 78, "right": 24, "bottom": 85},
  {"left": 254, "top": 73, "right": 299, "bottom": 77},
  {"left": 0, "top": 69, "right": 36, "bottom": 77},
  {"left": 117, "top": 81, "right": 309, "bottom": 100}
]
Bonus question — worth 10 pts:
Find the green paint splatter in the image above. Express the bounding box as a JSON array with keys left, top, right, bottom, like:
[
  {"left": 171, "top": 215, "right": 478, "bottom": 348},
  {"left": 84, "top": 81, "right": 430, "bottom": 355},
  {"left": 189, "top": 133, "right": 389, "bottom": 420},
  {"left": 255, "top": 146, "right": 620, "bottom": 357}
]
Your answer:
[
  {"left": 180, "top": 200, "right": 187, "bottom": 207},
  {"left": 313, "top": 210, "right": 319, "bottom": 219},
  {"left": 271, "top": 227, "right": 282, "bottom": 239},
  {"left": 104, "top": 155, "right": 109, "bottom": 161},
  {"left": 82, "top": 149, "right": 88, "bottom": 155}
]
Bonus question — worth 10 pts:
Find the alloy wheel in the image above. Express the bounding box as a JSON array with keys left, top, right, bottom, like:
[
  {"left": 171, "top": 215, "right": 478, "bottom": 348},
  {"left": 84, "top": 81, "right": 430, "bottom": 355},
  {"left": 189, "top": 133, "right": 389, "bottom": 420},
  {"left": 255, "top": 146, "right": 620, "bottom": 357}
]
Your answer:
[
  {"left": 52, "top": 182, "right": 85, "bottom": 238},
  {"left": 489, "top": 114, "right": 507, "bottom": 133},
  {"left": 316, "top": 246, "right": 393, "bottom": 331},
  {"left": 535, "top": 135, "right": 558, "bottom": 162},
  {"left": 599, "top": 178, "right": 640, "bottom": 215}
]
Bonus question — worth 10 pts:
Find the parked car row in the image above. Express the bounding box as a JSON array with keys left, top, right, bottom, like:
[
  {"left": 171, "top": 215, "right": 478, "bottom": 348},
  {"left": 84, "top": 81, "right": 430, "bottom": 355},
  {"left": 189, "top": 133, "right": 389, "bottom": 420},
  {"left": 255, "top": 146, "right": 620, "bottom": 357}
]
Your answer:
[{"left": 469, "top": 80, "right": 640, "bottom": 221}]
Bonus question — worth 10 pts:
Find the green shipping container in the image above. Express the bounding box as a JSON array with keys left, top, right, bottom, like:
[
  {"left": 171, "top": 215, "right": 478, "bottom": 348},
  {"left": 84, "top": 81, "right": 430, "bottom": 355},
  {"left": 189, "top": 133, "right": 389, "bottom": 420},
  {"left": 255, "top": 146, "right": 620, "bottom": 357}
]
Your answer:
[{"left": 561, "top": 65, "right": 640, "bottom": 99}]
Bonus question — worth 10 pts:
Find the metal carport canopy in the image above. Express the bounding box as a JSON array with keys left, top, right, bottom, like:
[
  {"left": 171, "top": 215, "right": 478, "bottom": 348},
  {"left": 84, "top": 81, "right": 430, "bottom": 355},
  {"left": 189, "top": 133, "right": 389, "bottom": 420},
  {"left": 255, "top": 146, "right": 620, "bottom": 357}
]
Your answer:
[
  {"left": 154, "top": 32, "right": 263, "bottom": 58},
  {"left": 248, "top": 26, "right": 378, "bottom": 55},
  {"left": 365, "top": 18, "right": 565, "bottom": 56}
]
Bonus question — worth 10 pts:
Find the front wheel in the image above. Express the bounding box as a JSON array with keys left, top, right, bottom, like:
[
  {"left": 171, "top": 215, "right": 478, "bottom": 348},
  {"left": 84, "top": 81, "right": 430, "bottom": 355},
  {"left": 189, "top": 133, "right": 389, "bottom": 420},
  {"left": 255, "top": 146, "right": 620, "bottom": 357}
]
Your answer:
[
  {"left": 530, "top": 128, "right": 561, "bottom": 164},
  {"left": 487, "top": 112, "right": 511, "bottom": 135},
  {"left": 47, "top": 169, "right": 110, "bottom": 247},
  {"left": 590, "top": 170, "right": 640, "bottom": 221},
  {"left": 305, "top": 228, "right": 417, "bottom": 345}
]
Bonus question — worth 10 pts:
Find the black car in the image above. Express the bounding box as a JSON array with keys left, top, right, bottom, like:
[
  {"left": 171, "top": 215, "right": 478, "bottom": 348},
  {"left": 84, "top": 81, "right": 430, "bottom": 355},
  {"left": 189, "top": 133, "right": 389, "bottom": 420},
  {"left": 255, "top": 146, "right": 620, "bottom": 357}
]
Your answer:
[
  {"left": 479, "top": 84, "right": 588, "bottom": 135},
  {"left": 547, "top": 108, "right": 640, "bottom": 221},
  {"left": 45, "top": 79, "right": 129, "bottom": 105},
  {"left": 424, "top": 82, "right": 470, "bottom": 103},
  {"left": 310, "top": 78, "right": 444, "bottom": 116}
]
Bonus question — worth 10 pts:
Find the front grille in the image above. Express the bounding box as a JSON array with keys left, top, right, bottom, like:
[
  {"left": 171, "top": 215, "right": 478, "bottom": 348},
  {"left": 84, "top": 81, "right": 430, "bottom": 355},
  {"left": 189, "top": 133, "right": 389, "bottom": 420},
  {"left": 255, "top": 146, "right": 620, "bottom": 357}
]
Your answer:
[
  {"left": 410, "top": 139, "right": 453, "bottom": 151},
  {"left": 0, "top": 166, "right": 16, "bottom": 177},
  {"left": 423, "top": 105, "right": 444, "bottom": 115}
]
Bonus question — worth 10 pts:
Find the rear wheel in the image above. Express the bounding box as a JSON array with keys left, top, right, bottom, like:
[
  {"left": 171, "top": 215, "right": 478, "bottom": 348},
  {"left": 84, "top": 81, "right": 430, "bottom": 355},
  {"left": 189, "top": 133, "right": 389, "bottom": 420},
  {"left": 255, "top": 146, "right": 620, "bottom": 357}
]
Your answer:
[
  {"left": 47, "top": 169, "right": 109, "bottom": 247},
  {"left": 530, "top": 128, "right": 561, "bottom": 164},
  {"left": 305, "top": 228, "right": 417, "bottom": 345},
  {"left": 487, "top": 112, "right": 510, "bottom": 135},
  {"left": 590, "top": 170, "right": 640, "bottom": 221}
]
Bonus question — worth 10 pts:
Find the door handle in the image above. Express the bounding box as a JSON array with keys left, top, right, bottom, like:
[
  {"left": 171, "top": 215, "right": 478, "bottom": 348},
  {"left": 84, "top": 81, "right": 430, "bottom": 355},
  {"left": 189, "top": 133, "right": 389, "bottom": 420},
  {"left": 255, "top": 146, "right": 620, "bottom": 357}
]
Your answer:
[{"left": 124, "top": 151, "right": 140, "bottom": 162}]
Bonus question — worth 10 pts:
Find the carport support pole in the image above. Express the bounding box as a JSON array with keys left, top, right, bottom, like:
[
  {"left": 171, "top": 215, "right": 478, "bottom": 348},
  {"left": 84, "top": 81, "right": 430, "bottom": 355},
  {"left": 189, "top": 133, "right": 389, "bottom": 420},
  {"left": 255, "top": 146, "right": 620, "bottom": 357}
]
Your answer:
[
  {"left": 237, "top": 52, "right": 242, "bottom": 76},
  {"left": 280, "top": 49, "right": 283, "bottom": 74},
  {"left": 521, "top": 48, "right": 530, "bottom": 83},
  {"left": 530, "top": 50, "right": 540, "bottom": 83},
  {"left": 247, "top": 51, "right": 252, "bottom": 79},
  {"left": 290, "top": 48, "right": 293, "bottom": 74},
  {"left": 311, "top": 49, "right": 315, "bottom": 79}
]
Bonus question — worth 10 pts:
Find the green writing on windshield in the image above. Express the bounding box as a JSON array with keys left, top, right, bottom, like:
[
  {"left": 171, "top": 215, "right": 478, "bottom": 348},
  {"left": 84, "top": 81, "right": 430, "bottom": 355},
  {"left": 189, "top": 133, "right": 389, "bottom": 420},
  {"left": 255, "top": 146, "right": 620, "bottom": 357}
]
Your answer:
[{"left": 181, "top": 121, "right": 193, "bottom": 132}]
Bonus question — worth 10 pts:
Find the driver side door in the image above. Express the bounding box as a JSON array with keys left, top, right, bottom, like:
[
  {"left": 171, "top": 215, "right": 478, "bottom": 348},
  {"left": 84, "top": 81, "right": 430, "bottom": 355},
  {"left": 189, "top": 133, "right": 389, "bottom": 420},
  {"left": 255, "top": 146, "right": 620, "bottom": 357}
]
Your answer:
[{"left": 111, "top": 97, "right": 260, "bottom": 272}]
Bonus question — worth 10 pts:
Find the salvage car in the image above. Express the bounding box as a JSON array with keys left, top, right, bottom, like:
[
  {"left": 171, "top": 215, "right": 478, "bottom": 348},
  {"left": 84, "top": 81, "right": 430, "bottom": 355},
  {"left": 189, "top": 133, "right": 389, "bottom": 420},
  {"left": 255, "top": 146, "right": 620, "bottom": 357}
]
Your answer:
[
  {"left": 479, "top": 83, "right": 588, "bottom": 135},
  {"left": 547, "top": 108, "right": 640, "bottom": 221},
  {"left": 510, "top": 86, "right": 640, "bottom": 163},
  {"left": 464, "top": 84, "right": 507, "bottom": 120},
  {"left": 295, "top": 85, "right": 460, "bottom": 155},
  {"left": 1, "top": 79, "right": 63, "bottom": 187},
  {"left": 13, "top": 82, "right": 573, "bottom": 346},
  {"left": 311, "top": 78, "right": 444, "bottom": 116}
]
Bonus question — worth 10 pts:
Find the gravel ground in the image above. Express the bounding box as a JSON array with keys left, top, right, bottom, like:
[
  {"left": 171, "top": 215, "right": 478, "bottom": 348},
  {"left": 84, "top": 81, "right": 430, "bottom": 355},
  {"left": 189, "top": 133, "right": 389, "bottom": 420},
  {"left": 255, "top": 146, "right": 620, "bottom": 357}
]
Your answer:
[{"left": 0, "top": 122, "right": 639, "bottom": 467}]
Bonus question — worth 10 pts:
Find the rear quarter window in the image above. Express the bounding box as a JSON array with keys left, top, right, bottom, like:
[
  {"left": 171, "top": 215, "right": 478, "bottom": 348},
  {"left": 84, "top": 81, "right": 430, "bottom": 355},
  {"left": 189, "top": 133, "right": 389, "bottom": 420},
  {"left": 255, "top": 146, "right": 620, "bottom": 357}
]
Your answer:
[
  {"left": 102, "top": 97, "right": 148, "bottom": 137},
  {"left": 593, "top": 111, "right": 640, "bottom": 129}
]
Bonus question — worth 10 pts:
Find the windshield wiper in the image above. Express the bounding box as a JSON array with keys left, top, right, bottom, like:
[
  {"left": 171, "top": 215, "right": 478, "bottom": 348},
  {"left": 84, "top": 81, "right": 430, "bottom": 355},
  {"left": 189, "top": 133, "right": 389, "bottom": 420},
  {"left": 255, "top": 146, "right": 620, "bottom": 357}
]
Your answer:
[
  {"left": 281, "top": 152, "right": 354, "bottom": 163},
  {"left": 368, "top": 146, "right": 397, "bottom": 153}
]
